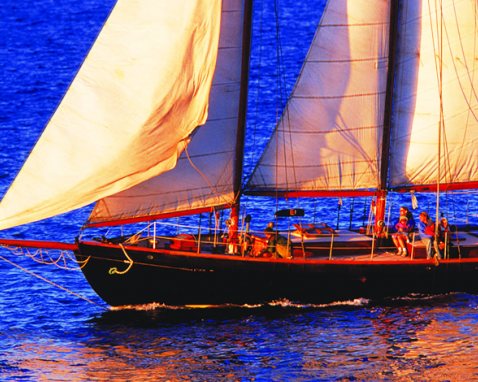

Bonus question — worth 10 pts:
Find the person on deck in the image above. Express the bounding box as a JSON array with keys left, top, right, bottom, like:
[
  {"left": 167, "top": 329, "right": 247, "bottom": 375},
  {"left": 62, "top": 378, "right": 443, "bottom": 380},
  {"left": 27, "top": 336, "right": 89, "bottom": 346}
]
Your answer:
[
  {"left": 417, "top": 211, "right": 438, "bottom": 260},
  {"left": 391, "top": 206, "right": 415, "bottom": 256},
  {"left": 436, "top": 217, "right": 453, "bottom": 258},
  {"left": 262, "top": 226, "right": 276, "bottom": 257},
  {"left": 224, "top": 217, "right": 238, "bottom": 255},
  {"left": 261, "top": 223, "right": 292, "bottom": 259}
]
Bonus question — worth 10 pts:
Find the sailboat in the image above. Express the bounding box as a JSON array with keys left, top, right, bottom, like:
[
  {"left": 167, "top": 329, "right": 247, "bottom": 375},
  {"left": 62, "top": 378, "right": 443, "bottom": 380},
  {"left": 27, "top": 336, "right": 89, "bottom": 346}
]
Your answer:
[{"left": 1, "top": 0, "right": 478, "bottom": 307}]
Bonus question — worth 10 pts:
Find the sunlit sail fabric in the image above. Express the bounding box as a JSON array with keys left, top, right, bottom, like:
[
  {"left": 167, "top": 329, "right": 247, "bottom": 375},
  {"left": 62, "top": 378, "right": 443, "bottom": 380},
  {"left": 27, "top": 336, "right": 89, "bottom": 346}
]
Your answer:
[
  {"left": 0, "top": 0, "right": 222, "bottom": 230},
  {"left": 390, "top": 0, "right": 478, "bottom": 189},
  {"left": 247, "top": 0, "right": 391, "bottom": 195},
  {"left": 89, "top": 0, "right": 247, "bottom": 225}
]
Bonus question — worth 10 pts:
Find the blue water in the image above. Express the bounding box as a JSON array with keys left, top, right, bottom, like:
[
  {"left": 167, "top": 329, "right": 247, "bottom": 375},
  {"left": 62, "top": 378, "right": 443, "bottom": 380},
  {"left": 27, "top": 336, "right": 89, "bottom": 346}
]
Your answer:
[{"left": 1, "top": 1, "right": 478, "bottom": 380}]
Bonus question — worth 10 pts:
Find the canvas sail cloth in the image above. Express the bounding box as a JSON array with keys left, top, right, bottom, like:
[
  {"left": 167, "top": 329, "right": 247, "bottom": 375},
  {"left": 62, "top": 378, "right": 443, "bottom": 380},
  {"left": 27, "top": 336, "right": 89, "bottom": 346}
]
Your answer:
[
  {"left": 389, "top": 0, "right": 478, "bottom": 190},
  {"left": 248, "top": 0, "right": 478, "bottom": 197},
  {"left": 0, "top": 0, "right": 231, "bottom": 230},
  {"left": 247, "top": 0, "right": 391, "bottom": 196},
  {"left": 88, "top": 0, "right": 247, "bottom": 226}
]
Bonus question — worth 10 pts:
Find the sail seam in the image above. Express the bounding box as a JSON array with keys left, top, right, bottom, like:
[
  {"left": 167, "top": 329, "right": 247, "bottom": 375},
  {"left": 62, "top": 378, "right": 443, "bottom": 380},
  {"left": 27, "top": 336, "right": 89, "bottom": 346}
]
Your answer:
[
  {"left": 308, "top": 57, "right": 388, "bottom": 64},
  {"left": 294, "top": 91, "right": 386, "bottom": 100},
  {"left": 276, "top": 126, "right": 382, "bottom": 135},
  {"left": 322, "top": 22, "right": 389, "bottom": 28}
]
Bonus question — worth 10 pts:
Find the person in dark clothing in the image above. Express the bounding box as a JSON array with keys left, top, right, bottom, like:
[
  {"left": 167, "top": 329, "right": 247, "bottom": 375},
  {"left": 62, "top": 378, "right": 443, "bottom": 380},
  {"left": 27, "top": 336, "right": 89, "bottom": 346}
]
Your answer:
[{"left": 261, "top": 223, "right": 292, "bottom": 259}]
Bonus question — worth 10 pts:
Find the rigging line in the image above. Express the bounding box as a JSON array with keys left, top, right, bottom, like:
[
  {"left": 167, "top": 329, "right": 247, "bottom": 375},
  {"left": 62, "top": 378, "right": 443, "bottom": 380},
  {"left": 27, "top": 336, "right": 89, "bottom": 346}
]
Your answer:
[
  {"left": 441, "top": 0, "right": 478, "bottom": 180},
  {"left": 241, "top": 2, "right": 267, "bottom": 190},
  {"left": 437, "top": 0, "right": 444, "bottom": 228},
  {"left": 437, "top": 7, "right": 478, "bottom": 117},
  {"left": 276, "top": 12, "right": 297, "bottom": 189},
  {"left": 427, "top": 0, "right": 443, "bottom": 115},
  {"left": 431, "top": 1, "right": 475, "bottom": 220},
  {"left": 449, "top": 0, "right": 478, "bottom": 109},
  {"left": 182, "top": 141, "right": 220, "bottom": 197},
  {"left": 0, "top": 253, "right": 103, "bottom": 307},
  {"left": 2, "top": 245, "right": 89, "bottom": 271},
  {"left": 250, "top": 0, "right": 265, "bottom": 157},
  {"left": 429, "top": 0, "right": 478, "bottom": 191},
  {"left": 273, "top": 0, "right": 285, "bottom": 202},
  {"left": 273, "top": 0, "right": 288, "bottom": 111},
  {"left": 427, "top": 0, "right": 444, "bottom": 225},
  {"left": 273, "top": 0, "right": 312, "bottom": 192}
]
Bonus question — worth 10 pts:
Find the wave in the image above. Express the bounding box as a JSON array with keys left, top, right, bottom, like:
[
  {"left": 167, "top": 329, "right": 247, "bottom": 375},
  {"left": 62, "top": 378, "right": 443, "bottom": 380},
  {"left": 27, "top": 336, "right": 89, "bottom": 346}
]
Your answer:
[{"left": 109, "top": 297, "right": 370, "bottom": 312}]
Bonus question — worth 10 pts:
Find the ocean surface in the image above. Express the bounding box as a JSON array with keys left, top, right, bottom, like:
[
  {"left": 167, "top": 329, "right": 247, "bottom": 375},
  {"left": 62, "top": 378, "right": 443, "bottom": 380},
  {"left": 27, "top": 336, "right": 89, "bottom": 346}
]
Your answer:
[{"left": 1, "top": 1, "right": 478, "bottom": 380}]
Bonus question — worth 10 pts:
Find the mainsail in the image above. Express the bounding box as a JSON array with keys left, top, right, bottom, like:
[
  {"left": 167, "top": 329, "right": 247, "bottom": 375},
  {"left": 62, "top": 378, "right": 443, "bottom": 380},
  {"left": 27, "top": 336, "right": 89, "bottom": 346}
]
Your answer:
[
  {"left": 0, "top": 0, "right": 230, "bottom": 230},
  {"left": 88, "top": 0, "right": 249, "bottom": 226},
  {"left": 247, "top": 0, "right": 391, "bottom": 196}
]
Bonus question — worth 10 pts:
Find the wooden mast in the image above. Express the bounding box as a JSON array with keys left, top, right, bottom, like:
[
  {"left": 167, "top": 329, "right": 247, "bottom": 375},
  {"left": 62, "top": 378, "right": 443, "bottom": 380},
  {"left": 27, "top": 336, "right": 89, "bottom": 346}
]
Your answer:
[
  {"left": 375, "top": 0, "right": 399, "bottom": 235},
  {"left": 229, "top": 0, "right": 253, "bottom": 251}
]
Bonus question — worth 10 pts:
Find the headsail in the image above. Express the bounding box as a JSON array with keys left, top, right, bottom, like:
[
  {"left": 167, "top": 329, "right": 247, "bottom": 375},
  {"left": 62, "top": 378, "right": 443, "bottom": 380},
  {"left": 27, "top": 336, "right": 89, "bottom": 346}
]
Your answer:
[
  {"left": 246, "top": 0, "right": 391, "bottom": 196},
  {"left": 390, "top": 0, "right": 478, "bottom": 191},
  {"left": 88, "top": 0, "right": 250, "bottom": 226},
  {"left": 0, "top": 0, "right": 223, "bottom": 230}
]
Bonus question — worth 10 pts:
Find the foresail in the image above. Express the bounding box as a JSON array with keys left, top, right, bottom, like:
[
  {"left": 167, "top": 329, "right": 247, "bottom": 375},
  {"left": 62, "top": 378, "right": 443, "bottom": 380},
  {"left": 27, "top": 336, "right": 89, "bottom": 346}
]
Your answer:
[
  {"left": 247, "top": 0, "right": 391, "bottom": 196},
  {"left": 0, "top": 0, "right": 222, "bottom": 230},
  {"left": 88, "top": 0, "right": 248, "bottom": 226},
  {"left": 390, "top": 0, "right": 478, "bottom": 190}
]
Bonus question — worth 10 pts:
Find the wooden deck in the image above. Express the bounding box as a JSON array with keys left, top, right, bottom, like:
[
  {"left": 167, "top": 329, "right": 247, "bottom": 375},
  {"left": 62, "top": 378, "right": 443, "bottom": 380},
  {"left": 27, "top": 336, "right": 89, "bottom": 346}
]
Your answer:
[{"left": 288, "top": 230, "right": 478, "bottom": 262}]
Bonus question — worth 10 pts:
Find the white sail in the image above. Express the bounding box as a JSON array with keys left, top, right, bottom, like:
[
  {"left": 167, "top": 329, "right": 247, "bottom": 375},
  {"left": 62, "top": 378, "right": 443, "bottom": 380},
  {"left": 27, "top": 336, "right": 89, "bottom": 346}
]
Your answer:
[
  {"left": 89, "top": 0, "right": 247, "bottom": 225},
  {"left": 0, "top": 0, "right": 222, "bottom": 230},
  {"left": 247, "top": 0, "right": 391, "bottom": 195},
  {"left": 390, "top": 0, "right": 478, "bottom": 189}
]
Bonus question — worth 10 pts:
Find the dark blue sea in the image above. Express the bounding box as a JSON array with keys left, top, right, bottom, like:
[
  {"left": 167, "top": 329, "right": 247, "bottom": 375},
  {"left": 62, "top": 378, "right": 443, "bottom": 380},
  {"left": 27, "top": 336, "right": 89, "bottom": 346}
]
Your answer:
[{"left": 1, "top": 1, "right": 478, "bottom": 380}]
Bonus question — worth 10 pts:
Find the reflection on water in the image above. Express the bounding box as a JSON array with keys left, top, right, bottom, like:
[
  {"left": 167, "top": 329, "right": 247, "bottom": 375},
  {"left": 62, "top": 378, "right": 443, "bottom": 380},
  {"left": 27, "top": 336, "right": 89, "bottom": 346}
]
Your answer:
[{"left": 1, "top": 294, "right": 477, "bottom": 381}]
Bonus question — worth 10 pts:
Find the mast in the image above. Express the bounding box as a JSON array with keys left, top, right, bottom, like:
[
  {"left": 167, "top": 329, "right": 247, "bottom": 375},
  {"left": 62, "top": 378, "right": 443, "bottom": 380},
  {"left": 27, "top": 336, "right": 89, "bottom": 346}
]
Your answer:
[
  {"left": 375, "top": 0, "right": 399, "bottom": 235},
  {"left": 229, "top": 0, "right": 253, "bottom": 245}
]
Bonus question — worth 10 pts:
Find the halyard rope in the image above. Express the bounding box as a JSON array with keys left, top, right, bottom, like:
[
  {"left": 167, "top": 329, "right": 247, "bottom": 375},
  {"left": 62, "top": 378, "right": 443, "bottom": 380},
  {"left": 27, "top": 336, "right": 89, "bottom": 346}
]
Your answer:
[{"left": 108, "top": 243, "right": 133, "bottom": 275}]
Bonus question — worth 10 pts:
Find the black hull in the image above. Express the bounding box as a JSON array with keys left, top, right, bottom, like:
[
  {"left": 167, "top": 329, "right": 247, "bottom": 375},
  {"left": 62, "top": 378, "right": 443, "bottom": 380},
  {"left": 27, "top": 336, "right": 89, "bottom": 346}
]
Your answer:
[{"left": 76, "top": 241, "right": 478, "bottom": 307}]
